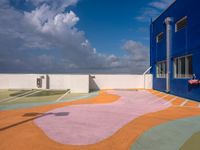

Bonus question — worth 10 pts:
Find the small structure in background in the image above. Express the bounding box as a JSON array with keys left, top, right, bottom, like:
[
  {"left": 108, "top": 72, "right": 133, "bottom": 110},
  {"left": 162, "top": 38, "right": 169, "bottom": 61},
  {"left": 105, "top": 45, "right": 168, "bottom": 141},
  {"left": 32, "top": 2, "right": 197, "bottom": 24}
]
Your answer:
[{"left": 36, "top": 77, "right": 43, "bottom": 88}]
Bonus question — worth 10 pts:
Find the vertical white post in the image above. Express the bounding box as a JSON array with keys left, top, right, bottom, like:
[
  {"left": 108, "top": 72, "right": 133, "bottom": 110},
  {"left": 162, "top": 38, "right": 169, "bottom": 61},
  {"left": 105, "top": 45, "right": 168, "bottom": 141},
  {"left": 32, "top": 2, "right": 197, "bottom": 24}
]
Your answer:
[{"left": 165, "top": 17, "right": 174, "bottom": 93}]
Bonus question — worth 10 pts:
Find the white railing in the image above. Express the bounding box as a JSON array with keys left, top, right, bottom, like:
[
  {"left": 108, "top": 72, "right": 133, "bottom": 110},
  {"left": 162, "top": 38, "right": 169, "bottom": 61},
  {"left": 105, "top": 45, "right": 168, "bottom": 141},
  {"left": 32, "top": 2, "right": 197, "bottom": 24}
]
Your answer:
[{"left": 143, "top": 66, "right": 152, "bottom": 89}]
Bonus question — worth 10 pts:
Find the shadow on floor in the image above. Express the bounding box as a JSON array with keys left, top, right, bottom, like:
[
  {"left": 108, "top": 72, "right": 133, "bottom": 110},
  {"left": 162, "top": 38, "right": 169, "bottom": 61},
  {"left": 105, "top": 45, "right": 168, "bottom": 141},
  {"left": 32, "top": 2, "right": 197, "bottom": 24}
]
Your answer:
[{"left": 0, "top": 112, "right": 70, "bottom": 132}]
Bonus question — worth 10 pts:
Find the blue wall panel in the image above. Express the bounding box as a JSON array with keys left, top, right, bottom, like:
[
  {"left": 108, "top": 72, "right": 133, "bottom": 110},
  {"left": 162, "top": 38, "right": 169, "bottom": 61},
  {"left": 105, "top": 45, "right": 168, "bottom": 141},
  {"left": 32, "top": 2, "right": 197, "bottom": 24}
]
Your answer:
[{"left": 150, "top": 0, "right": 200, "bottom": 101}]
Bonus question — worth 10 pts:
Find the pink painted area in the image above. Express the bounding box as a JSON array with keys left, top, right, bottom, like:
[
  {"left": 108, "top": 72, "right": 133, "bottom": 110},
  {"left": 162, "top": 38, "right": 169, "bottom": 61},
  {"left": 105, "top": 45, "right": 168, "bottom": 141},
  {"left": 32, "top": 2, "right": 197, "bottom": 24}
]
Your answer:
[{"left": 34, "top": 90, "right": 171, "bottom": 145}]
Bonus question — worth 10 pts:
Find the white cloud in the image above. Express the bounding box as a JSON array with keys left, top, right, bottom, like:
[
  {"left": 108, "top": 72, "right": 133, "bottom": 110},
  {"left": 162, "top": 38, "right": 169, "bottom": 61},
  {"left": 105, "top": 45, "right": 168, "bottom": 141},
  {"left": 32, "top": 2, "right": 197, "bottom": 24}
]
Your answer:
[
  {"left": 26, "top": 0, "right": 78, "bottom": 10},
  {"left": 24, "top": 5, "right": 79, "bottom": 34},
  {"left": 122, "top": 40, "right": 149, "bottom": 62},
  {"left": 0, "top": 0, "right": 149, "bottom": 74},
  {"left": 136, "top": 0, "right": 174, "bottom": 22},
  {"left": 149, "top": 0, "right": 174, "bottom": 10}
]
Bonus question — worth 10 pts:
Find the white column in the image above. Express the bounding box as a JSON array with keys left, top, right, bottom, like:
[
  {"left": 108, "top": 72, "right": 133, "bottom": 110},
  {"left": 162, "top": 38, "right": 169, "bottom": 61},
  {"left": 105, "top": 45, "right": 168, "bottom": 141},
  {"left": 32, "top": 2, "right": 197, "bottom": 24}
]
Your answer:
[{"left": 165, "top": 17, "right": 174, "bottom": 93}]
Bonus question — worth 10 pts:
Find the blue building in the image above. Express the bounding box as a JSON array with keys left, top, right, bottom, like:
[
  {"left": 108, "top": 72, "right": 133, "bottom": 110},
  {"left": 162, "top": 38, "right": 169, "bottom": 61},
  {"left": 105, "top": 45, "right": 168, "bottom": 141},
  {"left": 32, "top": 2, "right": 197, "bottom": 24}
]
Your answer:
[{"left": 150, "top": 0, "right": 200, "bottom": 101}]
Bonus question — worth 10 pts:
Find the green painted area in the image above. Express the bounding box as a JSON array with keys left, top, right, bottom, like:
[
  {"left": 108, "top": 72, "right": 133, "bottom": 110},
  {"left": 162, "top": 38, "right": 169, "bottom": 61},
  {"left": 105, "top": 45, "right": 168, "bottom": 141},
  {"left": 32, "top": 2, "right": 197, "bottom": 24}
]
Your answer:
[
  {"left": 9, "top": 90, "right": 32, "bottom": 96},
  {"left": 0, "top": 91, "right": 98, "bottom": 110},
  {"left": 0, "top": 90, "right": 67, "bottom": 105},
  {"left": 0, "top": 90, "right": 27, "bottom": 100},
  {"left": 3, "top": 94, "right": 60, "bottom": 104},
  {"left": 27, "top": 90, "right": 67, "bottom": 97},
  {"left": 131, "top": 116, "right": 200, "bottom": 150},
  {"left": 180, "top": 131, "right": 200, "bottom": 150}
]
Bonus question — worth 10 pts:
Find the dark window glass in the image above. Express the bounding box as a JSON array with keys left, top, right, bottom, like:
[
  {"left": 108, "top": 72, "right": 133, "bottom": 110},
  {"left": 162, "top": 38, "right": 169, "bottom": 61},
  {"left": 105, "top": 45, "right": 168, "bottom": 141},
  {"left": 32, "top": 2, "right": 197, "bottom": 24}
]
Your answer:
[
  {"left": 176, "top": 17, "right": 187, "bottom": 32},
  {"left": 188, "top": 56, "right": 193, "bottom": 75},
  {"left": 156, "top": 61, "right": 166, "bottom": 78},
  {"left": 180, "top": 57, "right": 185, "bottom": 77},
  {"left": 156, "top": 32, "right": 164, "bottom": 43},
  {"left": 175, "top": 59, "right": 178, "bottom": 78}
]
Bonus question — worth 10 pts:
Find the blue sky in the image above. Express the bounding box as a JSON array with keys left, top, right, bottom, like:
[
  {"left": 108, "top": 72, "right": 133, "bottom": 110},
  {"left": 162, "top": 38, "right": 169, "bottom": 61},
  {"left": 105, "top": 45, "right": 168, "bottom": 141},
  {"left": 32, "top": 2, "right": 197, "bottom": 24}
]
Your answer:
[
  {"left": 71, "top": 0, "right": 150, "bottom": 56},
  {"left": 0, "top": 0, "right": 173, "bottom": 73}
]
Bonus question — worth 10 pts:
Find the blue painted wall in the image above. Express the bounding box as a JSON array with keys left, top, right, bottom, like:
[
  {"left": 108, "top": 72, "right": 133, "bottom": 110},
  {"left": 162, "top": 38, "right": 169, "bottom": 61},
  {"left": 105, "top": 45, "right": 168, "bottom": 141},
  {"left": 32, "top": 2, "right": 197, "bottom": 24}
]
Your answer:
[{"left": 150, "top": 0, "right": 200, "bottom": 101}]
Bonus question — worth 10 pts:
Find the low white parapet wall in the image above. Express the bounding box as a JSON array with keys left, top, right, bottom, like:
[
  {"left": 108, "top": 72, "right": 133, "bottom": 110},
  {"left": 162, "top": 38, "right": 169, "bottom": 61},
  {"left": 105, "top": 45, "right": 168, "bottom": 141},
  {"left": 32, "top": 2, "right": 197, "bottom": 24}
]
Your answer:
[
  {"left": 0, "top": 74, "right": 46, "bottom": 89},
  {"left": 48, "top": 74, "right": 89, "bottom": 93},
  {"left": 0, "top": 74, "right": 152, "bottom": 93},
  {"left": 0, "top": 74, "right": 89, "bottom": 93},
  {"left": 89, "top": 74, "right": 152, "bottom": 90}
]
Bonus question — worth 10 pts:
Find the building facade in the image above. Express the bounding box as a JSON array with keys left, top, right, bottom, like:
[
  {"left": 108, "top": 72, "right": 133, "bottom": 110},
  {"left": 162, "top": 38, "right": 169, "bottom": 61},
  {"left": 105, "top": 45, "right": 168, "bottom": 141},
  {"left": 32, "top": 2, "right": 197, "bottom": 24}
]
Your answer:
[{"left": 150, "top": 0, "right": 200, "bottom": 101}]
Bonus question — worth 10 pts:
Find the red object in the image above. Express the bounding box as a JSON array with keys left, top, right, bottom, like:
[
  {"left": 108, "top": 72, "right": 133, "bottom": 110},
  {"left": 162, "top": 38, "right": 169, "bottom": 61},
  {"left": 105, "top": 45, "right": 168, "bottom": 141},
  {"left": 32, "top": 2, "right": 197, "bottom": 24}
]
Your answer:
[{"left": 188, "top": 79, "right": 200, "bottom": 85}]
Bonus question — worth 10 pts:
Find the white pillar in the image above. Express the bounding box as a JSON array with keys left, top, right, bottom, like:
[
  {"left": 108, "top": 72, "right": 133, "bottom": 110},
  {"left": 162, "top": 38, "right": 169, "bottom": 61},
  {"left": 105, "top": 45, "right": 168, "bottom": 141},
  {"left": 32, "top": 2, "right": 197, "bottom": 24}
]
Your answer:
[{"left": 165, "top": 17, "right": 174, "bottom": 93}]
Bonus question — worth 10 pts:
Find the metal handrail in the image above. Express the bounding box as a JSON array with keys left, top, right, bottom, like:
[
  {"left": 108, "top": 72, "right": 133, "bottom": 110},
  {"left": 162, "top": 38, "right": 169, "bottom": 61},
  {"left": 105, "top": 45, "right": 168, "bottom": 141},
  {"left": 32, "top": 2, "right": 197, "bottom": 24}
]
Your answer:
[
  {"left": 143, "top": 66, "right": 152, "bottom": 75},
  {"left": 143, "top": 66, "right": 152, "bottom": 89}
]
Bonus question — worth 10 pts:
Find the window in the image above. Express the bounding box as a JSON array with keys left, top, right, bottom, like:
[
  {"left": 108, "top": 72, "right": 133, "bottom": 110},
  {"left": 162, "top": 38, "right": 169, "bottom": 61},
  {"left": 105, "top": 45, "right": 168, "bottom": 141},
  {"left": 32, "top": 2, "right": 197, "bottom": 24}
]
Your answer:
[
  {"left": 156, "top": 61, "right": 166, "bottom": 78},
  {"left": 156, "top": 32, "right": 164, "bottom": 43},
  {"left": 174, "top": 55, "right": 193, "bottom": 78},
  {"left": 175, "top": 16, "right": 187, "bottom": 32}
]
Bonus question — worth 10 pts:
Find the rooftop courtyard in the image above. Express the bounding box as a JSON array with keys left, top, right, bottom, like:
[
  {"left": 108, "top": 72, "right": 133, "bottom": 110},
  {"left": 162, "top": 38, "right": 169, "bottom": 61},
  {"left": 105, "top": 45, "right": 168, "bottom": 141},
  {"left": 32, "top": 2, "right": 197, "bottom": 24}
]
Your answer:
[
  {"left": 1, "top": 89, "right": 200, "bottom": 150},
  {"left": 0, "top": 0, "right": 200, "bottom": 150}
]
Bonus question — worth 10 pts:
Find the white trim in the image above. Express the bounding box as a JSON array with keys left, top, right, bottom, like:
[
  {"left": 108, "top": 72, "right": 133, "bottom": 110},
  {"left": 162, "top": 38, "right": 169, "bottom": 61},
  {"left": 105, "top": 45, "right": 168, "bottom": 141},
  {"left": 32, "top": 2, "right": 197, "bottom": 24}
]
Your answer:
[
  {"left": 56, "top": 90, "right": 70, "bottom": 102},
  {"left": 180, "top": 99, "right": 188, "bottom": 107},
  {"left": 149, "top": 94, "right": 169, "bottom": 104},
  {"left": 164, "top": 97, "right": 177, "bottom": 105}
]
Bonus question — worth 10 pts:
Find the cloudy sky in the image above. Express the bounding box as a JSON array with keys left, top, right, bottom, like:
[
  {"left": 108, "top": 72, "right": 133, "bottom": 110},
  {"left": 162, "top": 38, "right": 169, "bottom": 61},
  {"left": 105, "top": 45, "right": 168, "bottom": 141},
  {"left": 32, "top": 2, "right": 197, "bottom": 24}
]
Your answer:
[{"left": 0, "top": 0, "right": 173, "bottom": 74}]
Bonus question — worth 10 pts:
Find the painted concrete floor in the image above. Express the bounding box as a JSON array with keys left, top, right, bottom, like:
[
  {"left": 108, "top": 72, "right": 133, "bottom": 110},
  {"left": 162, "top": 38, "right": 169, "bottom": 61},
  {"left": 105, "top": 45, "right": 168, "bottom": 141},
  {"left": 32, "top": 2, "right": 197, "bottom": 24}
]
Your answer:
[
  {"left": 0, "top": 90, "right": 200, "bottom": 150},
  {"left": 0, "top": 90, "right": 98, "bottom": 110}
]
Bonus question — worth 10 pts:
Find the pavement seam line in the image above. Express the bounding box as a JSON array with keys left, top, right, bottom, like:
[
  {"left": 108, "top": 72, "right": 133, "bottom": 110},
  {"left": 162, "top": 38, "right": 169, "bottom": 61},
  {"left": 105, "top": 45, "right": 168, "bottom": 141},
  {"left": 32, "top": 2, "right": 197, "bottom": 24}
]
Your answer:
[
  {"left": 0, "top": 90, "right": 35, "bottom": 103},
  {"left": 56, "top": 90, "right": 70, "bottom": 102},
  {"left": 149, "top": 94, "right": 169, "bottom": 104},
  {"left": 5, "top": 90, "right": 41, "bottom": 103},
  {"left": 164, "top": 97, "right": 177, "bottom": 105},
  {"left": 180, "top": 99, "right": 188, "bottom": 107}
]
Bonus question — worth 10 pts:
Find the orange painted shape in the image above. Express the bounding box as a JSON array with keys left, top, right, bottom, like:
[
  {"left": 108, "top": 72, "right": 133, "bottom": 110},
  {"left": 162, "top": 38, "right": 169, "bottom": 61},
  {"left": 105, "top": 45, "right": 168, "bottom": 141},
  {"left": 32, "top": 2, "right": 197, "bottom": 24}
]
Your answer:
[
  {"left": 184, "top": 101, "right": 199, "bottom": 107},
  {"left": 172, "top": 98, "right": 185, "bottom": 105},
  {"left": 155, "top": 92, "right": 164, "bottom": 96},
  {"left": 163, "top": 95, "right": 175, "bottom": 101}
]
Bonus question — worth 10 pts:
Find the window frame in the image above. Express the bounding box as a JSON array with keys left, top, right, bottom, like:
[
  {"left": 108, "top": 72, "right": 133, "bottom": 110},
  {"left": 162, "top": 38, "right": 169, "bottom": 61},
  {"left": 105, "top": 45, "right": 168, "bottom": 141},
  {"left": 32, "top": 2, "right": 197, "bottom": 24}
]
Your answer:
[
  {"left": 173, "top": 55, "right": 193, "bottom": 79},
  {"left": 156, "top": 60, "right": 167, "bottom": 78},
  {"left": 175, "top": 16, "right": 187, "bottom": 32},
  {"left": 156, "top": 32, "right": 164, "bottom": 43}
]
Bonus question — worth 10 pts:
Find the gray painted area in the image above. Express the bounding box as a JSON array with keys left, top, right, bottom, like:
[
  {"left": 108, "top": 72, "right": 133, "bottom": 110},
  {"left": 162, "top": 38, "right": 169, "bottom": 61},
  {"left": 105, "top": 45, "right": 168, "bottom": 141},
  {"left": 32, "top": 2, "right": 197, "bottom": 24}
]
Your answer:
[
  {"left": 131, "top": 116, "right": 200, "bottom": 150},
  {"left": 0, "top": 92, "right": 98, "bottom": 110}
]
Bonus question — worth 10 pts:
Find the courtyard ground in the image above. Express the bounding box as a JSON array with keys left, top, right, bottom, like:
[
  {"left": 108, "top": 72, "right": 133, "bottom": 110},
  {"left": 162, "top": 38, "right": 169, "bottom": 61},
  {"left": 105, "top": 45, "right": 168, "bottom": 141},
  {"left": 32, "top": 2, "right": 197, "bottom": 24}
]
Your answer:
[{"left": 0, "top": 89, "right": 200, "bottom": 150}]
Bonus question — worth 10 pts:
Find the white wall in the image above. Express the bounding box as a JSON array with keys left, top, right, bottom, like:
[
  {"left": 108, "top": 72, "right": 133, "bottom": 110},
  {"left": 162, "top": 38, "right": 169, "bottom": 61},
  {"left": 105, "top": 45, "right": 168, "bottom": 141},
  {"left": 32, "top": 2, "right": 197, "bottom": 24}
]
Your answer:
[
  {"left": 0, "top": 74, "right": 152, "bottom": 93},
  {"left": 0, "top": 74, "right": 89, "bottom": 93},
  {"left": 89, "top": 74, "right": 152, "bottom": 90},
  {"left": 48, "top": 74, "right": 89, "bottom": 93},
  {"left": 0, "top": 74, "right": 46, "bottom": 89}
]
